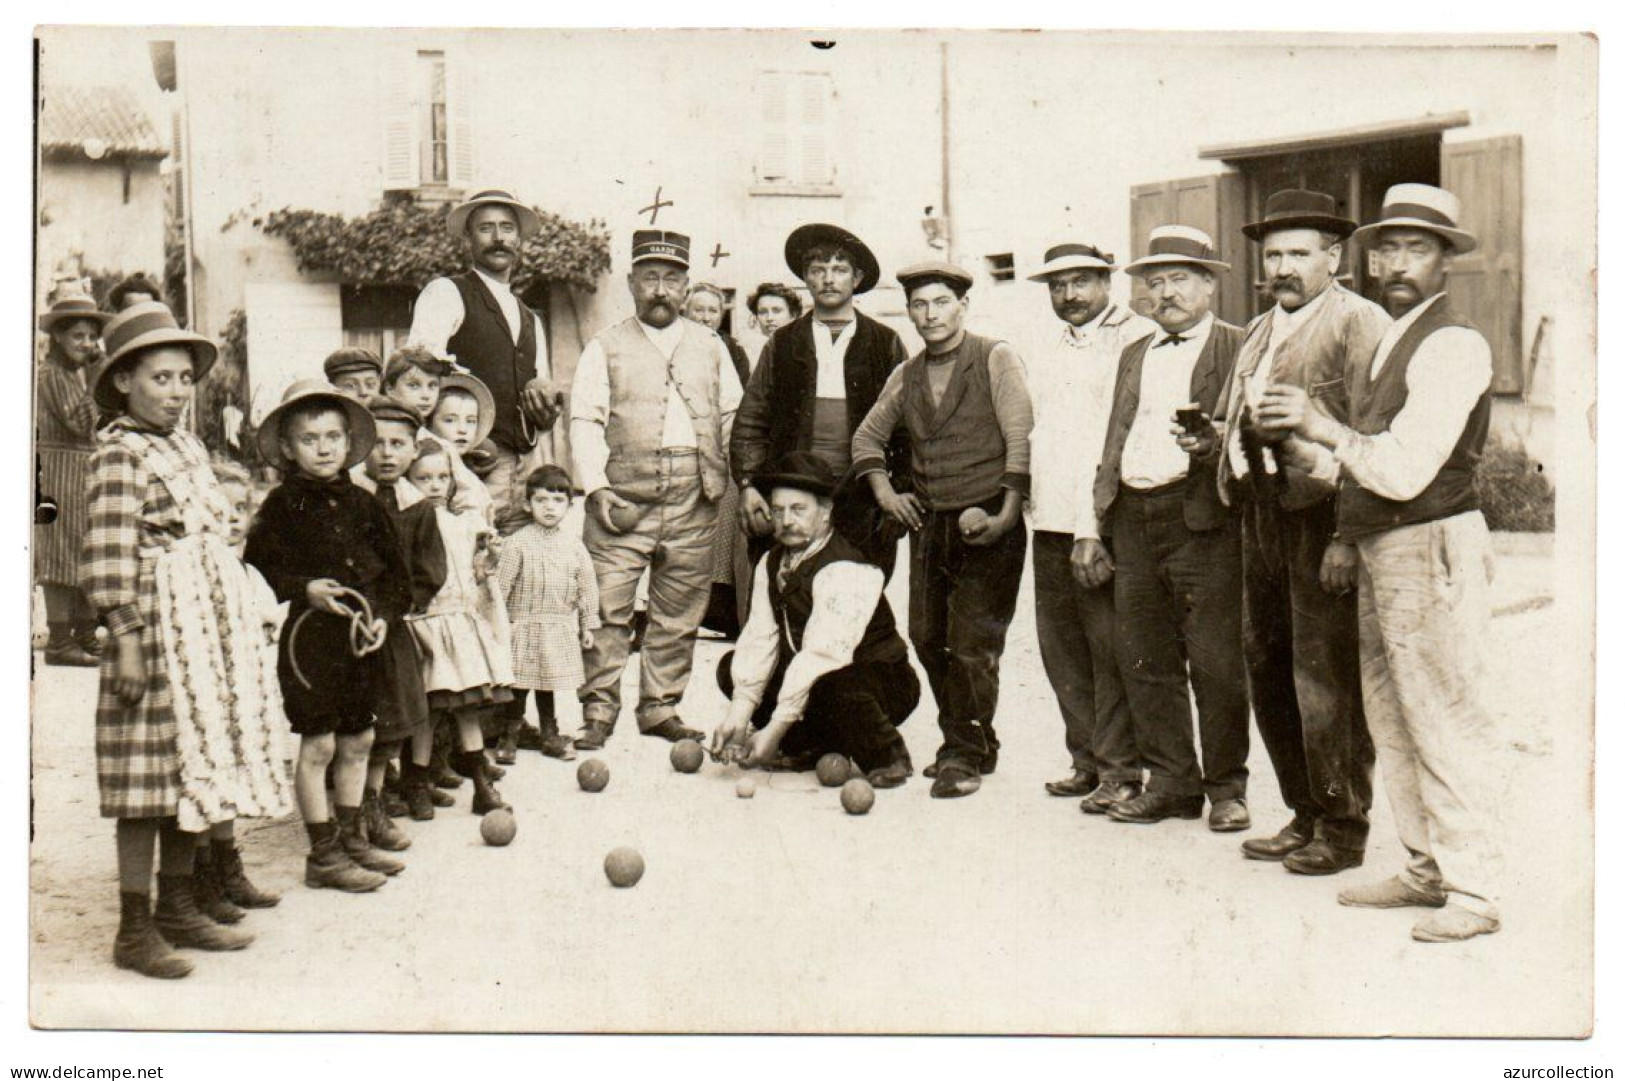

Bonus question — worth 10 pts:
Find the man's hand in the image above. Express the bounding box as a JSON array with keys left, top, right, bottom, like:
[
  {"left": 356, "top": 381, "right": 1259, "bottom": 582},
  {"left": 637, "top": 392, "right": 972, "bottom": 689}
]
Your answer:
[
  {"left": 519, "top": 378, "right": 566, "bottom": 432},
  {"left": 873, "top": 480, "right": 925, "bottom": 532},
  {"left": 1171, "top": 410, "right": 1218, "bottom": 458},
  {"left": 741, "top": 719, "right": 791, "bottom": 769},
  {"left": 1257, "top": 384, "right": 1337, "bottom": 446},
  {"left": 739, "top": 485, "right": 775, "bottom": 537},
  {"left": 963, "top": 494, "right": 1021, "bottom": 548},
  {"left": 1070, "top": 537, "right": 1114, "bottom": 590},
  {"left": 1277, "top": 435, "right": 1324, "bottom": 475},
  {"left": 305, "top": 578, "right": 350, "bottom": 617},
  {"left": 587, "top": 488, "right": 636, "bottom": 534},
  {"left": 113, "top": 632, "right": 147, "bottom": 706},
  {"left": 708, "top": 714, "right": 750, "bottom": 762},
  {"left": 1320, "top": 540, "right": 1358, "bottom": 595}
]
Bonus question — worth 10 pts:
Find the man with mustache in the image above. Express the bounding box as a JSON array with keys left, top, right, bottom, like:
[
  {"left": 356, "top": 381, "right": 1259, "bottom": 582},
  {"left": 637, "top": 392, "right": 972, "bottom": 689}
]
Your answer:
[
  {"left": 1257, "top": 184, "right": 1502, "bottom": 943},
  {"left": 567, "top": 230, "right": 744, "bottom": 749},
  {"left": 1022, "top": 241, "right": 1156, "bottom": 810},
  {"left": 1213, "top": 190, "right": 1391, "bottom": 876},
  {"left": 409, "top": 189, "right": 563, "bottom": 515},
  {"left": 1083, "top": 226, "right": 1249, "bottom": 830}
]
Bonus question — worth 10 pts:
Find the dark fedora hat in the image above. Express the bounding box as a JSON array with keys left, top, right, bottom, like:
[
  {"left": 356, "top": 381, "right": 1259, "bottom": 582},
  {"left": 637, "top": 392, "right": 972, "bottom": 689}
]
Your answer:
[
  {"left": 750, "top": 451, "right": 841, "bottom": 500},
  {"left": 38, "top": 294, "right": 111, "bottom": 334},
  {"left": 90, "top": 301, "right": 219, "bottom": 413},
  {"left": 784, "top": 223, "right": 881, "bottom": 295},
  {"left": 1242, "top": 189, "right": 1358, "bottom": 242}
]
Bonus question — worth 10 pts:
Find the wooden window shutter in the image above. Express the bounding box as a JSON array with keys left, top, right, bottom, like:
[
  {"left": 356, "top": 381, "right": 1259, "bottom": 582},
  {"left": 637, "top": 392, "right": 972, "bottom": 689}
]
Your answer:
[
  {"left": 759, "top": 73, "right": 792, "bottom": 184},
  {"left": 447, "top": 57, "right": 476, "bottom": 189},
  {"left": 798, "top": 73, "right": 833, "bottom": 186},
  {"left": 1127, "top": 172, "right": 1248, "bottom": 327},
  {"left": 381, "top": 54, "right": 417, "bottom": 192},
  {"left": 1442, "top": 135, "right": 1523, "bottom": 394}
]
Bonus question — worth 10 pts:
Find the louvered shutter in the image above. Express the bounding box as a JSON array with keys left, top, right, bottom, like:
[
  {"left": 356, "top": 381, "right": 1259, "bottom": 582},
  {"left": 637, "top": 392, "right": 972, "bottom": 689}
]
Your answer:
[
  {"left": 759, "top": 73, "right": 792, "bottom": 184},
  {"left": 799, "top": 73, "right": 833, "bottom": 186},
  {"left": 381, "top": 54, "right": 416, "bottom": 191},
  {"left": 448, "top": 56, "right": 476, "bottom": 189}
]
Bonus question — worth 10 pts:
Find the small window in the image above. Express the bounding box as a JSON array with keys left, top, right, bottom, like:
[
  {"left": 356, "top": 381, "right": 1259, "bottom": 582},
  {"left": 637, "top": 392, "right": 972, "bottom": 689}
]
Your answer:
[
  {"left": 986, "top": 253, "right": 1015, "bottom": 283},
  {"left": 419, "top": 51, "right": 449, "bottom": 185},
  {"left": 755, "top": 71, "right": 836, "bottom": 191}
]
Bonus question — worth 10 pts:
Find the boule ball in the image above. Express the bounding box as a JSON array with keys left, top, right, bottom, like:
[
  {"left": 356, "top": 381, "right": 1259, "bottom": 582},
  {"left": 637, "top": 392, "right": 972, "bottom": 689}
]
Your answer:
[
  {"left": 815, "top": 752, "right": 852, "bottom": 787},
  {"left": 479, "top": 808, "right": 517, "bottom": 846},
  {"left": 604, "top": 846, "right": 645, "bottom": 888},
  {"left": 576, "top": 758, "right": 610, "bottom": 792},
  {"left": 671, "top": 739, "right": 704, "bottom": 774},
  {"left": 606, "top": 499, "right": 641, "bottom": 533},
  {"left": 736, "top": 778, "right": 756, "bottom": 799},
  {"left": 958, "top": 507, "right": 990, "bottom": 536},
  {"left": 840, "top": 777, "right": 876, "bottom": 815}
]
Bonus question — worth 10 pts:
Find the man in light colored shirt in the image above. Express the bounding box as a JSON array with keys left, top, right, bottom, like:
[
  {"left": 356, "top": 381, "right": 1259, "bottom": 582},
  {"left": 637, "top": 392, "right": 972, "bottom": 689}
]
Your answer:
[
  {"left": 1022, "top": 241, "right": 1155, "bottom": 811},
  {"left": 1214, "top": 190, "right": 1391, "bottom": 878},
  {"left": 1259, "top": 184, "right": 1502, "bottom": 944},
  {"left": 1084, "top": 226, "right": 1250, "bottom": 832},
  {"left": 707, "top": 453, "right": 919, "bottom": 787},
  {"left": 568, "top": 229, "right": 743, "bottom": 750}
]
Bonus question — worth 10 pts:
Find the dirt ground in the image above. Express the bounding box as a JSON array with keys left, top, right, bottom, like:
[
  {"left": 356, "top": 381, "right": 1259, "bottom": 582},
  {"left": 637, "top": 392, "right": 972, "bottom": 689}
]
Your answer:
[{"left": 27, "top": 535, "right": 1589, "bottom": 1036}]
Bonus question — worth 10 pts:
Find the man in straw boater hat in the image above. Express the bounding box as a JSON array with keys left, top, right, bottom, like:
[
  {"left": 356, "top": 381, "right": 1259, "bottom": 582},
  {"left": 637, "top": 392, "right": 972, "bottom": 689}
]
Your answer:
[
  {"left": 1083, "top": 226, "right": 1250, "bottom": 831},
  {"left": 568, "top": 228, "right": 744, "bottom": 750},
  {"left": 1212, "top": 190, "right": 1392, "bottom": 877},
  {"left": 731, "top": 223, "right": 911, "bottom": 580},
  {"left": 1256, "top": 184, "right": 1503, "bottom": 943},
  {"left": 852, "top": 261, "right": 1033, "bottom": 799},
  {"left": 1022, "top": 239, "right": 1156, "bottom": 812},
  {"left": 408, "top": 188, "right": 563, "bottom": 513},
  {"left": 706, "top": 452, "right": 919, "bottom": 785}
]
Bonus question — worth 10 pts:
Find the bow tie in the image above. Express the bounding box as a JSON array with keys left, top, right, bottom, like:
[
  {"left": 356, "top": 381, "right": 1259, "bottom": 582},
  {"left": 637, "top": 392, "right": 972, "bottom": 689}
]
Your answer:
[{"left": 1154, "top": 333, "right": 1190, "bottom": 348}]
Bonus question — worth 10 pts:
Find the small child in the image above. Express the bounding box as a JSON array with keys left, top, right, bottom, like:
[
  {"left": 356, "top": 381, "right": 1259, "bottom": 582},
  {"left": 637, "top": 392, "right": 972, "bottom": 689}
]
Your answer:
[
  {"left": 382, "top": 347, "right": 490, "bottom": 519},
  {"left": 244, "top": 380, "right": 412, "bottom": 893},
  {"left": 323, "top": 347, "right": 383, "bottom": 402},
  {"left": 402, "top": 440, "right": 515, "bottom": 813},
  {"left": 494, "top": 465, "right": 600, "bottom": 763}
]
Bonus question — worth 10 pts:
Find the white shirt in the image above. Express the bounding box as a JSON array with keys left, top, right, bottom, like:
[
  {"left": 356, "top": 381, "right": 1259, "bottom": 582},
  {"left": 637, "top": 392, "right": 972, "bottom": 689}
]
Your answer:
[
  {"left": 1026, "top": 304, "right": 1155, "bottom": 535},
  {"left": 569, "top": 318, "right": 744, "bottom": 496},
  {"left": 1119, "top": 313, "right": 1212, "bottom": 492},
  {"left": 409, "top": 268, "right": 552, "bottom": 375},
  {"left": 812, "top": 319, "right": 855, "bottom": 399},
  {"left": 1331, "top": 292, "right": 1493, "bottom": 502}
]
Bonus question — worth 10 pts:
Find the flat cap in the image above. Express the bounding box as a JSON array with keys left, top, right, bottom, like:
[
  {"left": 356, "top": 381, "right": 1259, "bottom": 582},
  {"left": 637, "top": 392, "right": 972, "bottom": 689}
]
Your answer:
[{"left": 896, "top": 260, "right": 974, "bottom": 293}]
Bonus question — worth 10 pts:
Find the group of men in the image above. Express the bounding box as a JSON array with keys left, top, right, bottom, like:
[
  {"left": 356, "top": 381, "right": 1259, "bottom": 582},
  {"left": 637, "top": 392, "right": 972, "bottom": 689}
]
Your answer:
[{"left": 406, "top": 181, "right": 1503, "bottom": 944}]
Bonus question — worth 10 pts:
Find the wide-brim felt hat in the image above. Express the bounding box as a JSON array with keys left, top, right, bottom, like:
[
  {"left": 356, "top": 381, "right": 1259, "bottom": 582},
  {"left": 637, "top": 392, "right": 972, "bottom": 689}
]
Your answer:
[
  {"left": 38, "top": 294, "right": 112, "bottom": 333},
  {"left": 91, "top": 301, "right": 219, "bottom": 413},
  {"left": 1027, "top": 242, "right": 1118, "bottom": 281},
  {"left": 1242, "top": 188, "right": 1358, "bottom": 242},
  {"left": 1351, "top": 183, "right": 1478, "bottom": 255},
  {"left": 438, "top": 370, "right": 497, "bottom": 449},
  {"left": 257, "top": 379, "right": 377, "bottom": 472},
  {"left": 1121, "top": 225, "right": 1232, "bottom": 275},
  {"left": 448, "top": 189, "right": 541, "bottom": 239},
  {"left": 784, "top": 223, "right": 880, "bottom": 295},
  {"left": 750, "top": 451, "right": 842, "bottom": 500}
]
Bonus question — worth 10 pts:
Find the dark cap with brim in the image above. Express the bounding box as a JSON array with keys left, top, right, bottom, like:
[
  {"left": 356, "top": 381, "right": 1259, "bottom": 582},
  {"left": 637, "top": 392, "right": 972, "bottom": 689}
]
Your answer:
[{"left": 749, "top": 451, "right": 841, "bottom": 500}]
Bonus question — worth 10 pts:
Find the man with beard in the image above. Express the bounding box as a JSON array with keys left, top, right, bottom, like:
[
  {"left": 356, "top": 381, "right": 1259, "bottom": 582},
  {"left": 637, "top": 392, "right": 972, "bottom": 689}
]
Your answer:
[
  {"left": 732, "top": 224, "right": 910, "bottom": 578},
  {"left": 1215, "top": 190, "right": 1390, "bottom": 876},
  {"left": 410, "top": 189, "right": 562, "bottom": 512},
  {"left": 1257, "top": 184, "right": 1502, "bottom": 943},
  {"left": 1022, "top": 241, "right": 1156, "bottom": 811},
  {"left": 568, "top": 229, "right": 744, "bottom": 750},
  {"left": 1082, "top": 226, "right": 1249, "bottom": 831}
]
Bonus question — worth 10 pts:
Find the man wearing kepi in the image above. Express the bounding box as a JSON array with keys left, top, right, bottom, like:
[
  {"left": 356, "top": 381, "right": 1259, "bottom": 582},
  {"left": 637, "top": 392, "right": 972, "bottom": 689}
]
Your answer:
[
  {"left": 569, "top": 229, "right": 744, "bottom": 749},
  {"left": 409, "top": 188, "right": 562, "bottom": 511},
  {"left": 1081, "top": 226, "right": 1249, "bottom": 831},
  {"left": 852, "top": 261, "right": 1033, "bottom": 799},
  {"left": 1257, "top": 184, "right": 1502, "bottom": 943},
  {"left": 707, "top": 452, "right": 919, "bottom": 786},
  {"left": 1023, "top": 241, "right": 1156, "bottom": 812},
  {"left": 1216, "top": 190, "right": 1390, "bottom": 875},
  {"left": 731, "top": 223, "right": 910, "bottom": 578}
]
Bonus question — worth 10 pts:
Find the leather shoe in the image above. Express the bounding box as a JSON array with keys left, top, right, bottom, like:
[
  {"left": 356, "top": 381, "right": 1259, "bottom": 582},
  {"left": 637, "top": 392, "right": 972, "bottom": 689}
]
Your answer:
[
  {"left": 1208, "top": 798, "right": 1250, "bottom": 833},
  {"left": 575, "top": 720, "right": 612, "bottom": 751},
  {"left": 1337, "top": 876, "right": 1447, "bottom": 910},
  {"left": 929, "top": 764, "right": 981, "bottom": 799},
  {"left": 1106, "top": 790, "right": 1203, "bottom": 824},
  {"left": 1044, "top": 772, "right": 1099, "bottom": 798},
  {"left": 1411, "top": 903, "right": 1500, "bottom": 943},
  {"left": 1240, "top": 816, "right": 1316, "bottom": 861},
  {"left": 643, "top": 717, "right": 704, "bottom": 743},
  {"left": 1283, "top": 839, "right": 1364, "bottom": 876},
  {"left": 924, "top": 750, "right": 997, "bottom": 779},
  {"left": 1079, "top": 780, "right": 1142, "bottom": 815}
]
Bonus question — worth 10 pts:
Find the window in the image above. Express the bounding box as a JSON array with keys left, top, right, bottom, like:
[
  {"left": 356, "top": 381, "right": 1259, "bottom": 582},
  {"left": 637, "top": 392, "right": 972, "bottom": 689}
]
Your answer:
[
  {"left": 340, "top": 284, "right": 416, "bottom": 360},
  {"left": 420, "top": 51, "right": 449, "bottom": 185},
  {"left": 985, "top": 253, "right": 1015, "bottom": 283},
  {"left": 383, "top": 49, "right": 474, "bottom": 194},
  {"left": 753, "top": 71, "right": 837, "bottom": 193}
]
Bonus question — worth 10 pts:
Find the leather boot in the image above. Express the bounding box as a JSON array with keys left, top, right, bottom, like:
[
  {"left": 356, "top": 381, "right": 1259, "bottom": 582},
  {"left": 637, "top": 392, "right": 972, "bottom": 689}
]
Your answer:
[
  {"left": 44, "top": 624, "right": 98, "bottom": 667},
  {"left": 77, "top": 624, "right": 106, "bottom": 658},
  {"left": 454, "top": 750, "right": 509, "bottom": 815},
  {"left": 213, "top": 839, "right": 280, "bottom": 908},
  {"left": 363, "top": 791, "right": 411, "bottom": 852},
  {"left": 430, "top": 740, "right": 464, "bottom": 789},
  {"left": 402, "top": 762, "right": 436, "bottom": 821},
  {"left": 113, "top": 891, "right": 193, "bottom": 979},
  {"left": 304, "top": 824, "right": 387, "bottom": 893},
  {"left": 153, "top": 873, "right": 254, "bottom": 951},
  {"left": 192, "top": 846, "right": 246, "bottom": 924},
  {"left": 337, "top": 805, "right": 404, "bottom": 875}
]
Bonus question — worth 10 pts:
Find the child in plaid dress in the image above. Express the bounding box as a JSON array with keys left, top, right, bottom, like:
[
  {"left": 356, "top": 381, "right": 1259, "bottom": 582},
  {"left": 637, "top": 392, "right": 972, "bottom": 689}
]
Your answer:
[
  {"left": 494, "top": 465, "right": 600, "bottom": 763},
  {"left": 81, "top": 302, "right": 291, "bottom": 980}
]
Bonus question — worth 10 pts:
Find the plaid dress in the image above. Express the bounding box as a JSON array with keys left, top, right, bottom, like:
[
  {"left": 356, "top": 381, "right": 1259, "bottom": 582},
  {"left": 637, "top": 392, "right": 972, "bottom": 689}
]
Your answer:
[
  {"left": 34, "top": 353, "right": 98, "bottom": 586},
  {"left": 497, "top": 522, "right": 601, "bottom": 692},
  {"left": 81, "top": 418, "right": 294, "bottom": 824}
]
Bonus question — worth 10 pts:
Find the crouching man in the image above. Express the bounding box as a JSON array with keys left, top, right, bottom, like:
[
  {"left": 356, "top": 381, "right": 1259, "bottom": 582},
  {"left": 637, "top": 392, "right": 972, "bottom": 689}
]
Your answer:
[{"left": 709, "top": 452, "right": 919, "bottom": 787}]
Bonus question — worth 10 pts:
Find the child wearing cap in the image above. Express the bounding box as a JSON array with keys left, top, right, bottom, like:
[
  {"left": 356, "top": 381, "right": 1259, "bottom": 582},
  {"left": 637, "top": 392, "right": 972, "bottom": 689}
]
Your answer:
[
  {"left": 382, "top": 346, "right": 492, "bottom": 519},
  {"left": 81, "top": 303, "right": 292, "bottom": 980},
  {"left": 244, "top": 380, "right": 415, "bottom": 893},
  {"left": 323, "top": 347, "right": 383, "bottom": 402}
]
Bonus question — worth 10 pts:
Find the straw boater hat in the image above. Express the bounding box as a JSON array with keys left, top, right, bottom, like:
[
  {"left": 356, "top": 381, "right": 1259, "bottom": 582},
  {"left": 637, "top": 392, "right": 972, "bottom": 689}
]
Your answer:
[
  {"left": 896, "top": 260, "right": 975, "bottom": 295},
  {"left": 750, "top": 451, "right": 841, "bottom": 500},
  {"left": 257, "top": 379, "right": 377, "bottom": 472},
  {"left": 447, "top": 188, "right": 541, "bottom": 239},
  {"left": 90, "top": 301, "right": 219, "bottom": 413},
  {"left": 783, "top": 223, "right": 881, "bottom": 295},
  {"left": 1351, "top": 183, "right": 1478, "bottom": 255},
  {"left": 1027, "top": 241, "right": 1118, "bottom": 281},
  {"left": 1121, "top": 226, "right": 1232, "bottom": 275},
  {"left": 1242, "top": 189, "right": 1358, "bottom": 242},
  {"left": 38, "top": 294, "right": 112, "bottom": 334},
  {"left": 630, "top": 229, "right": 692, "bottom": 270},
  {"left": 437, "top": 370, "right": 497, "bottom": 448}
]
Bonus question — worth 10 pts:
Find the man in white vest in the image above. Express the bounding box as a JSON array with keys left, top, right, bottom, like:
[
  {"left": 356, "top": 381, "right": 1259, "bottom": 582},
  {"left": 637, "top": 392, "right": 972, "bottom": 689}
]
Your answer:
[{"left": 569, "top": 230, "right": 744, "bottom": 749}]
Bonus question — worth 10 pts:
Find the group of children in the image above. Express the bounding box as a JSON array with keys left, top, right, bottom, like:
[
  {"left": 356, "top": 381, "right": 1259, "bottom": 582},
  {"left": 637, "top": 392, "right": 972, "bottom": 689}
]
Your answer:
[{"left": 83, "top": 302, "right": 600, "bottom": 980}]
